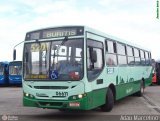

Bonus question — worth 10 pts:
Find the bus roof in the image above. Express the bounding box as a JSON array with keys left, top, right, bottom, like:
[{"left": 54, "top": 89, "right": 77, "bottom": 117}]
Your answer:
[
  {"left": 26, "top": 25, "right": 84, "bottom": 33},
  {"left": 26, "top": 25, "right": 151, "bottom": 52},
  {"left": 84, "top": 26, "right": 151, "bottom": 52},
  {"left": 9, "top": 61, "right": 22, "bottom": 65},
  {"left": 0, "top": 61, "right": 9, "bottom": 66}
]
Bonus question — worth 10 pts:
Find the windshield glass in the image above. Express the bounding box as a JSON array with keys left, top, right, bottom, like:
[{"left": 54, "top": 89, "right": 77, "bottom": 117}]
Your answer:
[
  {"left": 9, "top": 65, "right": 22, "bottom": 75},
  {"left": 0, "top": 66, "right": 4, "bottom": 75},
  {"left": 24, "top": 39, "right": 83, "bottom": 81}
]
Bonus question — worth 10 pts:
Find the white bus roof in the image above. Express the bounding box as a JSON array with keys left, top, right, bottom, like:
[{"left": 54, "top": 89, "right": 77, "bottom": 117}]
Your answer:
[{"left": 84, "top": 26, "right": 150, "bottom": 52}]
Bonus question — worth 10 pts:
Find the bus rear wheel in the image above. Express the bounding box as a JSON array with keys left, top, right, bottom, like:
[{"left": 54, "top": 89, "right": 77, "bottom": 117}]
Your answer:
[
  {"left": 101, "top": 88, "right": 114, "bottom": 112},
  {"left": 136, "top": 80, "right": 144, "bottom": 97}
]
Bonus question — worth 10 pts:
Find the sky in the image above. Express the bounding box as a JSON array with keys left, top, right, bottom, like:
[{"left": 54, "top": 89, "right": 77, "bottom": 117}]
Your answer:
[{"left": 0, "top": 0, "right": 159, "bottom": 61}]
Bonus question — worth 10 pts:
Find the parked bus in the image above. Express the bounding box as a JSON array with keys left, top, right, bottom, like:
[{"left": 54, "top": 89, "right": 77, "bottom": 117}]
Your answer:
[
  {"left": 18, "top": 26, "right": 153, "bottom": 112},
  {"left": 0, "top": 62, "right": 9, "bottom": 85},
  {"left": 152, "top": 60, "right": 160, "bottom": 85},
  {"left": 8, "top": 61, "right": 22, "bottom": 85},
  {"left": 152, "top": 72, "right": 157, "bottom": 84}
]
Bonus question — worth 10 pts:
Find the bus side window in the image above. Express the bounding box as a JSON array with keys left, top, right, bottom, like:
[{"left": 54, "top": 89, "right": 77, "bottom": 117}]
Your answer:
[
  {"left": 106, "top": 40, "right": 117, "bottom": 66},
  {"left": 140, "top": 50, "right": 146, "bottom": 66},
  {"left": 106, "top": 54, "right": 116, "bottom": 66},
  {"left": 117, "top": 43, "right": 127, "bottom": 65},
  {"left": 127, "top": 46, "right": 134, "bottom": 65},
  {"left": 145, "top": 51, "right": 148, "bottom": 65},
  {"left": 134, "top": 48, "right": 141, "bottom": 65}
]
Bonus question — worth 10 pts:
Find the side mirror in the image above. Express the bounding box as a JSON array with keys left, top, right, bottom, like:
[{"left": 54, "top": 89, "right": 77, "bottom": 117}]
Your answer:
[
  {"left": 91, "top": 50, "right": 97, "bottom": 63},
  {"left": 13, "top": 49, "right": 16, "bottom": 60}
]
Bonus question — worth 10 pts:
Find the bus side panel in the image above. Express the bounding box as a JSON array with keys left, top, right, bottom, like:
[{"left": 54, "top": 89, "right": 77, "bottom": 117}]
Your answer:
[
  {"left": 115, "top": 80, "right": 140, "bottom": 100},
  {"left": 115, "top": 73, "right": 152, "bottom": 101},
  {"left": 0, "top": 76, "right": 5, "bottom": 85},
  {"left": 0, "top": 75, "right": 8, "bottom": 85},
  {"left": 115, "top": 65, "right": 153, "bottom": 100},
  {"left": 91, "top": 88, "right": 107, "bottom": 109},
  {"left": 145, "top": 72, "right": 152, "bottom": 87}
]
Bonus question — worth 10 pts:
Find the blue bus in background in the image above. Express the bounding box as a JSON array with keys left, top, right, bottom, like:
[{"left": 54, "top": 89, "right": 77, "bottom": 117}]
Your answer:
[
  {"left": 8, "top": 61, "right": 22, "bottom": 85},
  {"left": 0, "top": 62, "right": 9, "bottom": 85}
]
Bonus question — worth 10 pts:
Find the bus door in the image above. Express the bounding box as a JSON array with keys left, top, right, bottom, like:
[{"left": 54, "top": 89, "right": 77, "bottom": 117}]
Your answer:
[{"left": 86, "top": 32, "right": 106, "bottom": 107}]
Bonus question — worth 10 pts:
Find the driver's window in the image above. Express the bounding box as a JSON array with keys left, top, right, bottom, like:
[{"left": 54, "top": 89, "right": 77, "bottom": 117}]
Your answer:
[{"left": 87, "top": 39, "right": 104, "bottom": 81}]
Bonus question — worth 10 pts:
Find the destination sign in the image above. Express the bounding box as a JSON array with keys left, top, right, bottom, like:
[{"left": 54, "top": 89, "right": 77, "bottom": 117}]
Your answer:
[
  {"left": 43, "top": 29, "right": 77, "bottom": 38},
  {"left": 25, "top": 26, "right": 84, "bottom": 40},
  {"left": 31, "top": 43, "right": 49, "bottom": 52}
]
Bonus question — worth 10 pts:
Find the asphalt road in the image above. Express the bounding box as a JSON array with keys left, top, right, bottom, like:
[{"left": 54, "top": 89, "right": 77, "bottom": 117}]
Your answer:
[{"left": 0, "top": 85, "right": 160, "bottom": 121}]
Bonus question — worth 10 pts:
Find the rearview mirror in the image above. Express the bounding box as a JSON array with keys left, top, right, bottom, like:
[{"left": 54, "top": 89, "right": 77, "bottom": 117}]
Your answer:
[{"left": 90, "top": 50, "right": 97, "bottom": 63}]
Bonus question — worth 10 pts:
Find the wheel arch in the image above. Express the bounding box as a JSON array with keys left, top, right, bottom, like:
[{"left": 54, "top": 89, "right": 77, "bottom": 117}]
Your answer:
[
  {"left": 108, "top": 83, "right": 116, "bottom": 102},
  {"left": 141, "top": 77, "right": 145, "bottom": 88}
]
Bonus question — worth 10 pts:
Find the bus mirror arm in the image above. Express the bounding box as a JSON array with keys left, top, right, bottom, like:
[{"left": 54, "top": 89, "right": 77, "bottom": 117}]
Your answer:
[
  {"left": 13, "top": 49, "right": 16, "bottom": 60},
  {"left": 13, "top": 40, "right": 25, "bottom": 61}
]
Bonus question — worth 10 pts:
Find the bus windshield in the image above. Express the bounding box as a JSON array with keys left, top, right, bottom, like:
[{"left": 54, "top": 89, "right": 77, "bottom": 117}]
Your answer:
[
  {"left": 24, "top": 38, "right": 83, "bottom": 81},
  {"left": 9, "top": 65, "right": 22, "bottom": 75},
  {"left": 0, "top": 66, "right": 4, "bottom": 75}
]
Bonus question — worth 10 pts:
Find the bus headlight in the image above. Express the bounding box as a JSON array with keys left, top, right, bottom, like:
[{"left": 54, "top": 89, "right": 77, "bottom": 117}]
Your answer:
[
  {"left": 78, "top": 94, "right": 83, "bottom": 98},
  {"left": 70, "top": 93, "right": 87, "bottom": 100},
  {"left": 25, "top": 93, "right": 29, "bottom": 97},
  {"left": 24, "top": 92, "right": 34, "bottom": 98}
]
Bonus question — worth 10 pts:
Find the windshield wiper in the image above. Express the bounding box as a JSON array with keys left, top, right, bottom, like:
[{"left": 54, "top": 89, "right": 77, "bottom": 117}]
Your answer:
[
  {"left": 57, "top": 36, "right": 68, "bottom": 51},
  {"left": 52, "top": 36, "right": 68, "bottom": 70}
]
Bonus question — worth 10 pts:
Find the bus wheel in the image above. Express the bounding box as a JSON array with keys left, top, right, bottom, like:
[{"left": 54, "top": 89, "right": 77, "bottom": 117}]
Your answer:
[
  {"left": 136, "top": 80, "right": 144, "bottom": 97},
  {"left": 101, "top": 88, "right": 114, "bottom": 112}
]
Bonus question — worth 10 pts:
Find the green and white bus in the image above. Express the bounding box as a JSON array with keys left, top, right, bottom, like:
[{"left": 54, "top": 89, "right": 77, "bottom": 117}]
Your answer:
[{"left": 21, "top": 26, "right": 152, "bottom": 111}]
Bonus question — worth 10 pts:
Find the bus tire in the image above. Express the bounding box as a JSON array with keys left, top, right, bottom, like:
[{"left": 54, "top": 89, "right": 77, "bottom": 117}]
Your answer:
[
  {"left": 136, "top": 80, "right": 144, "bottom": 97},
  {"left": 101, "top": 88, "right": 114, "bottom": 112}
]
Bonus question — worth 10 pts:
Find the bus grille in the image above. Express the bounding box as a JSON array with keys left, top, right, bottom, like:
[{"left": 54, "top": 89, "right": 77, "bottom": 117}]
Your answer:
[
  {"left": 34, "top": 86, "right": 68, "bottom": 90},
  {"left": 38, "top": 102, "right": 63, "bottom": 107}
]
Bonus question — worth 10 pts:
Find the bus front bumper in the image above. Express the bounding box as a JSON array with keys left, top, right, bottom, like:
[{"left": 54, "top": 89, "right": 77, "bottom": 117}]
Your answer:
[{"left": 23, "top": 93, "right": 92, "bottom": 110}]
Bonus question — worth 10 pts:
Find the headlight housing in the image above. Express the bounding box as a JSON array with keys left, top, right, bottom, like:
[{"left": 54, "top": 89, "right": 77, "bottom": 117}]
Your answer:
[
  {"left": 24, "top": 92, "right": 35, "bottom": 99},
  {"left": 70, "top": 93, "right": 87, "bottom": 100}
]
